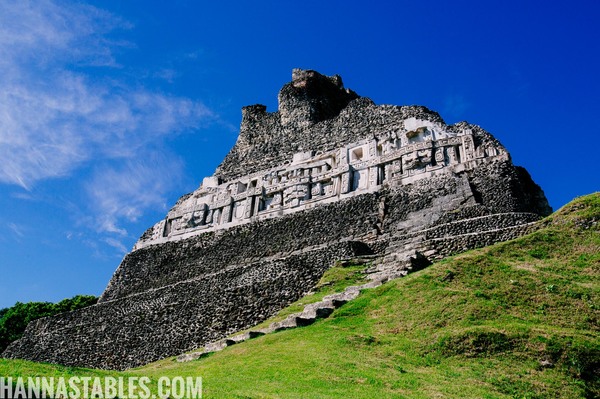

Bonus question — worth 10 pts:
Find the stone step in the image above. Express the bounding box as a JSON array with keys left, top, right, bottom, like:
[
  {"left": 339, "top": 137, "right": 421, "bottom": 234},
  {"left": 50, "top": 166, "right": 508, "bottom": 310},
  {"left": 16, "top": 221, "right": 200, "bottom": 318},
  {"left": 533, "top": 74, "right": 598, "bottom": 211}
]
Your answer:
[
  {"left": 176, "top": 351, "right": 207, "bottom": 362},
  {"left": 176, "top": 266, "right": 411, "bottom": 363},
  {"left": 421, "top": 249, "right": 438, "bottom": 258},
  {"left": 251, "top": 326, "right": 275, "bottom": 335},
  {"left": 204, "top": 340, "right": 228, "bottom": 353},
  {"left": 271, "top": 314, "right": 299, "bottom": 331},
  {"left": 323, "top": 290, "right": 360, "bottom": 306},
  {"left": 225, "top": 330, "right": 265, "bottom": 346},
  {"left": 295, "top": 316, "right": 316, "bottom": 327},
  {"left": 356, "top": 279, "right": 387, "bottom": 289}
]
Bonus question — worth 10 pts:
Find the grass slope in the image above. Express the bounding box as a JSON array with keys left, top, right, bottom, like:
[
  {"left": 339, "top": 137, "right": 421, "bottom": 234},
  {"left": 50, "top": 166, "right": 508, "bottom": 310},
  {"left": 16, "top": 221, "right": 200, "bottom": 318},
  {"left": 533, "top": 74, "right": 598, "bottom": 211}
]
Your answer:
[{"left": 1, "top": 193, "right": 598, "bottom": 399}]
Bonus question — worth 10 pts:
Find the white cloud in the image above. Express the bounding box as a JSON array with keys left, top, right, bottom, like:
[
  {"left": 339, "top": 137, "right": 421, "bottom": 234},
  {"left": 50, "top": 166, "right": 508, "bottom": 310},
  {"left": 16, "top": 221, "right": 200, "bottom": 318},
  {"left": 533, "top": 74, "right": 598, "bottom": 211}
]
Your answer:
[
  {"left": 103, "top": 237, "right": 129, "bottom": 255},
  {"left": 10, "top": 192, "right": 35, "bottom": 201},
  {"left": 0, "top": 0, "right": 212, "bottom": 189},
  {"left": 0, "top": 0, "right": 215, "bottom": 251},
  {"left": 0, "top": 0, "right": 128, "bottom": 69},
  {"left": 7, "top": 222, "right": 25, "bottom": 238},
  {"left": 84, "top": 152, "right": 183, "bottom": 238}
]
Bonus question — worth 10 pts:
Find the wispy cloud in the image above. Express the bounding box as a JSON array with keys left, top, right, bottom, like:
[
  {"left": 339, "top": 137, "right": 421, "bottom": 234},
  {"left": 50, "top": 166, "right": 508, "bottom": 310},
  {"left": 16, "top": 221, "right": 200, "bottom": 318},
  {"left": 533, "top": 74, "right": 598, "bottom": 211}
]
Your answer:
[
  {"left": 10, "top": 192, "right": 35, "bottom": 201},
  {"left": 103, "top": 237, "right": 129, "bottom": 255},
  {"left": 0, "top": 0, "right": 211, "bottom": 188},
  {"left": 7, "top": 222, "right": 25, "bottom": 238},
  {"left": 0, "top": 0, "right": 214, "bottom": 252},
  {"left": 0, "top": 0, "right": 122, "bottom": 69},
  {"left": 84, "top": 153, "right": 183, "bottom": 237}
]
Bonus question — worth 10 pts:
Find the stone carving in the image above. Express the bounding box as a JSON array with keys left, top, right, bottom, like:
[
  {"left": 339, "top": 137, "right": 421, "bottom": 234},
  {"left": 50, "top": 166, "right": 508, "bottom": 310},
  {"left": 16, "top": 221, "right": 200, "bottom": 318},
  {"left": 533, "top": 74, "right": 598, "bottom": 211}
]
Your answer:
[
  {"left": 434, "top": 147, "right": 445, "bottom": 167},
  {"left": 447, "top": 146, "right": 459, "bottom": 164},
  {"left": 135, "top": 124, "right": 509, "bottom": 249}
]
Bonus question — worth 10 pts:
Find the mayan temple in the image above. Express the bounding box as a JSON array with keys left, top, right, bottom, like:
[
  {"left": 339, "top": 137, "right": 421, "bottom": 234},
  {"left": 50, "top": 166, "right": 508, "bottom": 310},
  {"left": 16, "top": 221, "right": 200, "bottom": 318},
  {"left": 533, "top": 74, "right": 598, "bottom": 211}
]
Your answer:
[{"left": 3, "top": 69, "right": 551, "bottom": 370}]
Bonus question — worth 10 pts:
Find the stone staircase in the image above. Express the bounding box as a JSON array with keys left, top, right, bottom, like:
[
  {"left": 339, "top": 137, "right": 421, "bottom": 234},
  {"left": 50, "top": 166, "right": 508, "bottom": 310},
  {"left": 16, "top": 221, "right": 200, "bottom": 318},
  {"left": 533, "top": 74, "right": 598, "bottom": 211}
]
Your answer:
[
  {"left": 176, "top": 270, "right": 391, "bottom": 363},
  {"left": 367, "top": 230, "right": 432, "bottom": 280}
]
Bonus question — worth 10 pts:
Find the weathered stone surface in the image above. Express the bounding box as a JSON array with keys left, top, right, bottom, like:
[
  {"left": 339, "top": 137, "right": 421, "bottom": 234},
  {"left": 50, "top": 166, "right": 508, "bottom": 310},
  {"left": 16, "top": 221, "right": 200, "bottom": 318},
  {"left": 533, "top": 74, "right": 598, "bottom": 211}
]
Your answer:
[
  {"left": 3, "top": 69, "right": 551, "bottom": 370},
  {"left": 279, "top": 68, "right": 359, "bottom": 127},
  {"left": 3, "top": 242, "right": 366, "bottom": 370}
]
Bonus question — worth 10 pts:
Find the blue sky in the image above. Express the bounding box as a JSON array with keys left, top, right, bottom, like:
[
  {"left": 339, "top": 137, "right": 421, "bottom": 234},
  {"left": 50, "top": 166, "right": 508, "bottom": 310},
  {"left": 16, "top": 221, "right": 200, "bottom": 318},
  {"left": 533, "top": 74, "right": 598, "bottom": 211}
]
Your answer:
[{"left": 0, "top": 0, "right": 598, "bottom": 309}]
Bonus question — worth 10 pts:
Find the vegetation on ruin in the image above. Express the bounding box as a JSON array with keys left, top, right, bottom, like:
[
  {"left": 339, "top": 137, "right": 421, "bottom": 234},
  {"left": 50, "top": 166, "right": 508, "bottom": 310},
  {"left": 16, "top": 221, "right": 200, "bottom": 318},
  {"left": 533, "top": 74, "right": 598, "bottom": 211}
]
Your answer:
[{"left": 1, "top": 193, "right": 598, "bottom": 398}]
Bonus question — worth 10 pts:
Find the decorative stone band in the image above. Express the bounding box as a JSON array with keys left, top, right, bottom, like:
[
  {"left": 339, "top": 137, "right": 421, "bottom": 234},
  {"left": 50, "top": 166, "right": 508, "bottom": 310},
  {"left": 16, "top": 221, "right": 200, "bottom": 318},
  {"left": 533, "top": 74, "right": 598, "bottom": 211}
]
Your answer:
[{"left": 134, "top": 130, "right": 507, "bottom": 250}]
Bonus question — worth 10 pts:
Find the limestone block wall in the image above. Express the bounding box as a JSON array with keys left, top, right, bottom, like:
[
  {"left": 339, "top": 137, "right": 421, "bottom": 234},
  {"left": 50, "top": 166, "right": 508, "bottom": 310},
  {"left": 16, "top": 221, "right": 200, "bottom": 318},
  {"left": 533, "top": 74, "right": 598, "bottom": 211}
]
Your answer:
[
  {"left": 424, "top": 213, "right": 540, "bottom": 240},
  {"left": 426, "top": 222, "right": 540, "bottom": 259},
  {"left": 467, "top": 159, "right": 552, "bottom": 216},
  {"left": 137, "top": 72, "right": 549, "bottom": 252}
]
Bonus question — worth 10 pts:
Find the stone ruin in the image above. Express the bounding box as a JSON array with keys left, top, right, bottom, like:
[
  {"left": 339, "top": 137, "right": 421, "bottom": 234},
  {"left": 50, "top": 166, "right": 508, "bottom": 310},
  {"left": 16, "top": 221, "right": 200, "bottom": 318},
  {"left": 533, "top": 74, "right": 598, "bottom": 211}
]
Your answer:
[{"left": 3, "top": 69, "right": 551, "bottom": 370}]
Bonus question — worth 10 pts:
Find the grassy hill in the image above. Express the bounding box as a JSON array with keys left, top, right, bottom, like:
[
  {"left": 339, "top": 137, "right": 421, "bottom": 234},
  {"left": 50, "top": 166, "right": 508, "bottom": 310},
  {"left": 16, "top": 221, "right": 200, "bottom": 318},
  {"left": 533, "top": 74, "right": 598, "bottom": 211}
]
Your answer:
[{"left": 1, "top": 193, "right": 598, "bottom": 398}]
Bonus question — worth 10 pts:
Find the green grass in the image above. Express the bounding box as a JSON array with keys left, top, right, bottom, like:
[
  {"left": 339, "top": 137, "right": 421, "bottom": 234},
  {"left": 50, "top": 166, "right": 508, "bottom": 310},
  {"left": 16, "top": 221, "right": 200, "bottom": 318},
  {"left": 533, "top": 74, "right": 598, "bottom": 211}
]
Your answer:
[{"left": 1, "top": 193, "right": 598, "bottom": 398}]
